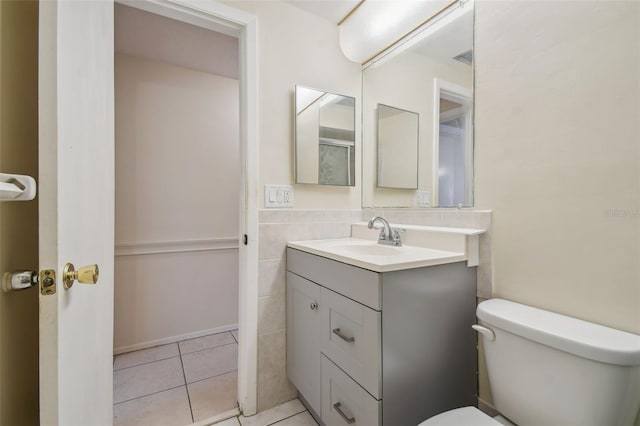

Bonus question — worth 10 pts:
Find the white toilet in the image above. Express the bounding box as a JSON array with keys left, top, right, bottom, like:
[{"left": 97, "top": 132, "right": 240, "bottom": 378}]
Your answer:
[{"left": 420, "top": 298, "right": 640, "bottom": 426}]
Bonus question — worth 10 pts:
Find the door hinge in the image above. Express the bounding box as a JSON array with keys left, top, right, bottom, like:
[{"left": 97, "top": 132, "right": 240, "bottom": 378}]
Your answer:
[{"left": 243, "top": 234, "right": 248, "bottom": 245}]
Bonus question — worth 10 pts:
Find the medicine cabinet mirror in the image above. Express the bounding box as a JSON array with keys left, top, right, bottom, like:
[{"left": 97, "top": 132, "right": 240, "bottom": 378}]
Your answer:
[
  {"left": 362, "top": 0, "right": 474, "bottom": 207},
  {"left": 295, "top": 85, "right": 356, "bottom": 186},
  {"left": 377, "top": 104, "right": 419, "bottom": 189}
]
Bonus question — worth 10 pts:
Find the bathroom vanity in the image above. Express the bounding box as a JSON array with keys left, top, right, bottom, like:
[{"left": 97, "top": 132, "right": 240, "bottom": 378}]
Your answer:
[{"left": 286, "top": 224, "right": 482, "bottom": 426}]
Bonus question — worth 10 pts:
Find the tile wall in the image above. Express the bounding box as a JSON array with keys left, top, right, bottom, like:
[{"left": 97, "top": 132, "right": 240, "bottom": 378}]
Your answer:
[
  {"left": 256, "top": 208, "right": 492, "bottom": 411},
  {"left": 257, "top": 209, "right": 362, "bottom": 411}
]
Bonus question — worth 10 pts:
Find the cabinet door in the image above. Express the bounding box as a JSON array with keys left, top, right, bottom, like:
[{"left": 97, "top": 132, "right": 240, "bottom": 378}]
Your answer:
[
  {"left": 286, "top": 272, "right": 322, "bottom": 414},
  {"left": 321, "top": 287, "right": 381, "bottom": 399},
  {"left": 321, "top": 355, "right": 381, "bottom": 426}
]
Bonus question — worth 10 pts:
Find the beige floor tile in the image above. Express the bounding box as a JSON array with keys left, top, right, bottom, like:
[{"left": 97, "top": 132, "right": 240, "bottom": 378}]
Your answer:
[
  {"left": 113, "top": 386, "right": 192, "bottom": 426},
  {"left": 214, "top": 418, "right": 241, "bottom": 426},
  {"left": 114, "top": 343, "right": 179, "bottom": 370},
  {"left": 114, "top": 356, "right": 185, "bottom": 404},
  {"left": 230, "top": 329, "right": 239, "bottom": 342},
  {"left": 179, "top": 332, "right": 237, "bottom": 355},
  {"left": 188, "top": 371, "right": 238, "bottom": 422},
  {"left": 272, "top": 411, "right": 318, "bottom": 426},
  {"left": 182, "top": 343, "right": 238, "bottom": 384},
  {"left": 239, "top": 399, "right": 305, "bottom": 426}
]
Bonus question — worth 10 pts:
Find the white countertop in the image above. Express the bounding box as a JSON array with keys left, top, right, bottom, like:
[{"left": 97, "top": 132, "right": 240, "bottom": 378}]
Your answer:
[{"left": 287, "top": 238, "right": 467, "bottom": 273}]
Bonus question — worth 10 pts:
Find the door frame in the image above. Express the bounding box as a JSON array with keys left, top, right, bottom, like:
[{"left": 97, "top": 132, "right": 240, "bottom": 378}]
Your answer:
[
  {"left": 115, "top": 0, "right": 259, "bottom": 415},
  {"left": 432, "top": 78, "right": 472, "bottom": 207}
]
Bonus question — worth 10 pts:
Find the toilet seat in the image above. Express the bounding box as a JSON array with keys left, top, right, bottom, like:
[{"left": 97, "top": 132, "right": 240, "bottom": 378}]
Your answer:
[{"left": 418, "top": 407, "right": 502, "bottom": 426}]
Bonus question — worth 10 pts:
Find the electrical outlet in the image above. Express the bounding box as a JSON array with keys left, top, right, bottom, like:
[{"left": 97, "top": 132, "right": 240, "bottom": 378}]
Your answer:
[
  {"left": 264, "top": 184, "right": 294, "bottom": 208},
  {"left": 414, "top": 190, "right": 431, "bottom": 207}
]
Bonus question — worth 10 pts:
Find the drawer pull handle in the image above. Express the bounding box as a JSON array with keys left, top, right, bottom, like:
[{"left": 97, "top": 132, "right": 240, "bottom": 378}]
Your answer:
[
  {"left": 333, "top": 402, "right": 355, "bottom": 424},
  {"left": 332, "top": 328, "right": 355, "bottom": 343},
  {"left": 310, "top": 302, "right": 318, "bottom": 311}
]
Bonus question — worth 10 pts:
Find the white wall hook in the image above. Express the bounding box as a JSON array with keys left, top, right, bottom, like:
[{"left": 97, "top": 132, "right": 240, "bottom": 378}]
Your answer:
[{"left": 0, "top": 173, "right": 36, "bottom": 201}]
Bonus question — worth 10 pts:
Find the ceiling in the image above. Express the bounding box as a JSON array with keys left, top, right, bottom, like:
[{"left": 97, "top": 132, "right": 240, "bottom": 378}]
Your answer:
[{"left": 285, "top": 0, "right": 361, "bottom": 24}]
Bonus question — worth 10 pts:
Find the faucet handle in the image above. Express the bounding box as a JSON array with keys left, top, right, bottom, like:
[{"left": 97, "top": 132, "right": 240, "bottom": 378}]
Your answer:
[{"left": 390, "top": 227, "right": 405, "bottom": 246}]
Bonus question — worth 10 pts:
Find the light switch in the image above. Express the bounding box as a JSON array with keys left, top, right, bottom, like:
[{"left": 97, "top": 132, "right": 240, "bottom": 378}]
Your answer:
[{"left": 264, "top": 184, "right": 294, "bottom": 208}]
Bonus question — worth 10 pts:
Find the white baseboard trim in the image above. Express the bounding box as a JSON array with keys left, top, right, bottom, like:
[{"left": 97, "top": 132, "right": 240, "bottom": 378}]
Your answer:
[
  {"left": 114, "top": 323, "right": 239, "bottom": 355},
  {"left": 193, "top": 407, "right": 240, "bottom": 426}
]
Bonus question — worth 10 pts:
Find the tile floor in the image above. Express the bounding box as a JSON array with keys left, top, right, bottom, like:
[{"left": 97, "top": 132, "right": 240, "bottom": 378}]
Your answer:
[
  {"left": 113, "top": 330, "right": 240, "bottom": 426},
  {"left": 216, "top": 398, "right": 319, "bottom": 426}
]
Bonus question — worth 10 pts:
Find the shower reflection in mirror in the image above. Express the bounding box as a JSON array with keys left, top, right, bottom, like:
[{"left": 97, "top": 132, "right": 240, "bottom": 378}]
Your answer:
[{"left": 295, "top": 85, "right": 356, "bottom": 186}]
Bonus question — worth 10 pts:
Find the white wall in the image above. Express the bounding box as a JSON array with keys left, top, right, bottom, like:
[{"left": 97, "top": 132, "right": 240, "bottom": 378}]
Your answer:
[
  {"left": 474, "top": 1, "right": 639, "bottom": 416},
  {"left": 223, "top": 0, "right": 362, "bottom": 209},
  {"left": 0, "top": 1, "right": 39, "bottom": 423},
  {"left": 476, "top": 0, "right": 639, "bottom": 335},
  {"left": 114, "top": 53, "right": 240, "bottom": 351}
]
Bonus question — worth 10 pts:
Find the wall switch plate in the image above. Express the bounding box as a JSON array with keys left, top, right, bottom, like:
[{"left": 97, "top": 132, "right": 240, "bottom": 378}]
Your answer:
[
  {"left": 414, "top": 190, "right": 431, "bottom": 207},
  {"left": 264, "top": 184, "right": 294, "bottom": 208}
]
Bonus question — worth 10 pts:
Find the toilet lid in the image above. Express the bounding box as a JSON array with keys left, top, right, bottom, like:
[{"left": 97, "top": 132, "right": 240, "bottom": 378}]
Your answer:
[{"left": 418, "top": 407, "right": 503, "bottom": 426}]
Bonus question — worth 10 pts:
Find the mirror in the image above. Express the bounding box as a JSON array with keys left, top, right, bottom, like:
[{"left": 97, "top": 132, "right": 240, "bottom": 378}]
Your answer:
[
  {"left": 377, "top": 104, "right": 419, "bottom": 189},
  {"left": 295, "top": 85, "right": 356, "bottom": 186},
  {"left": 362, "top": 1, "right": 474, "bottom": 207}
]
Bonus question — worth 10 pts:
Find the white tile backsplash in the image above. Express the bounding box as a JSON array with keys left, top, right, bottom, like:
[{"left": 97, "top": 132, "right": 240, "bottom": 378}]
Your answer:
[{"left": 258, "top": 258, "right": 286, "bottom": 297}]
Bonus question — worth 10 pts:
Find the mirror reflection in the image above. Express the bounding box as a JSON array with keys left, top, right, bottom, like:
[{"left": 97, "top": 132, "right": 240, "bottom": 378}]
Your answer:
[
  {"left": 362, "top": 1, "right": 473, "bottom": 207},
  {"left": 377, "top": 104, "right": 419, "bottom": 189},
  {"left": 295, "top": 85, "right": 356, "bottom": 186}
]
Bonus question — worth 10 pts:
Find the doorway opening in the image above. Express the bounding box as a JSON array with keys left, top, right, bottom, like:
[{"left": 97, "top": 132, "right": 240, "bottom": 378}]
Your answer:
[
  {"left": 433, "top": 79, "right": 473, "bottom": 207},
  {"left": 112, "top": 3, "right": 244, "bottom": 424}
]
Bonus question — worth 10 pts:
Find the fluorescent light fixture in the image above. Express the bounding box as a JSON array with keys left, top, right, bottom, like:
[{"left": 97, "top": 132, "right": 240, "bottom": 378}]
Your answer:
[
  {"left": 338, "top": 0, "right": 473, "bottom": 68},
  {"left": 363, "top": 0, "right": 473, "bottom": 69}
]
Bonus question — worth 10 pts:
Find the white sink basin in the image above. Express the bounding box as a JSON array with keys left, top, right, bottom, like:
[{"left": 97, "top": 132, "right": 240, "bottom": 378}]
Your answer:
[{"left": 287, "top": 238, "right": 467, "bottom": 272}]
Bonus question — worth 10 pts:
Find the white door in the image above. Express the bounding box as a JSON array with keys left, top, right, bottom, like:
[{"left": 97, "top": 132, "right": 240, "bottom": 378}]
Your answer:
[{"left": 38, "top": 0, "right": 115, "bottom": 424}]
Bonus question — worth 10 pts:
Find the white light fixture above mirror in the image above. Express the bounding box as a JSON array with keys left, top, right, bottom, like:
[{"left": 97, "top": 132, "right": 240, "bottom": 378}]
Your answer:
[{"left": 339, "top": 0, "right": 473, "bottom": 67}]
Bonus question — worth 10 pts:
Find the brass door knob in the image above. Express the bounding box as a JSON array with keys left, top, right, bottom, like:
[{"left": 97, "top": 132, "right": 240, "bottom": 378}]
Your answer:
[{"left": 63, "top": 263, "right": 99, "bottom": 290}]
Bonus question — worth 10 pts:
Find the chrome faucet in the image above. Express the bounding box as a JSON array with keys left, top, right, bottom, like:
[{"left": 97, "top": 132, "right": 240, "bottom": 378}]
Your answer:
[{"left": 368, "top": 216, "right": 403, "bottom": 247}]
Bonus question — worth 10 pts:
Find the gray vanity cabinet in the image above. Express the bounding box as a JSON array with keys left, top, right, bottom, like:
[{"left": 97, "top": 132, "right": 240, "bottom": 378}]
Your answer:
[
  {"left": 286, "top": 247, "right": 477, "bottom": 426},
  {"left": 286, "top": 272, "right": 322, "bottom": 414}
]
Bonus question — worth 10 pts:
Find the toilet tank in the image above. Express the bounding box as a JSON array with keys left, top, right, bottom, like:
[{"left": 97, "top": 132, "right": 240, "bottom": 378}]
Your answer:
[{"left": 477, "top": 299, "right": 640, "bottom": 426}]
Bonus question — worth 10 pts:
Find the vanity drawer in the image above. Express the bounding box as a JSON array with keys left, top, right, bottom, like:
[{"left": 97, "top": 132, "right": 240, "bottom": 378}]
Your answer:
[
  {"left": 321, "top": 354, "right": 381, "bottom": 426},
  {"left": 321, "top": 287, "right": 381, "bottom": 399},
  {"left": 287, "top": 248, "right": 381, "bottom": 310}
]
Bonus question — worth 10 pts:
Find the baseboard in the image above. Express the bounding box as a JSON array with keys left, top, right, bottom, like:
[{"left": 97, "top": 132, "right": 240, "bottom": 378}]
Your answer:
[
  {"left": 194, "top": 407, "right": 240, "bottom": 426},
  {"left": 478, "top": 398, "right": 499, "bottom": 417},
  {"left": 298, "top": 393, "right": 324, "bottom": 426},
  {"left": 113, "top": 323, "right": 239, "bottom": 355}
]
